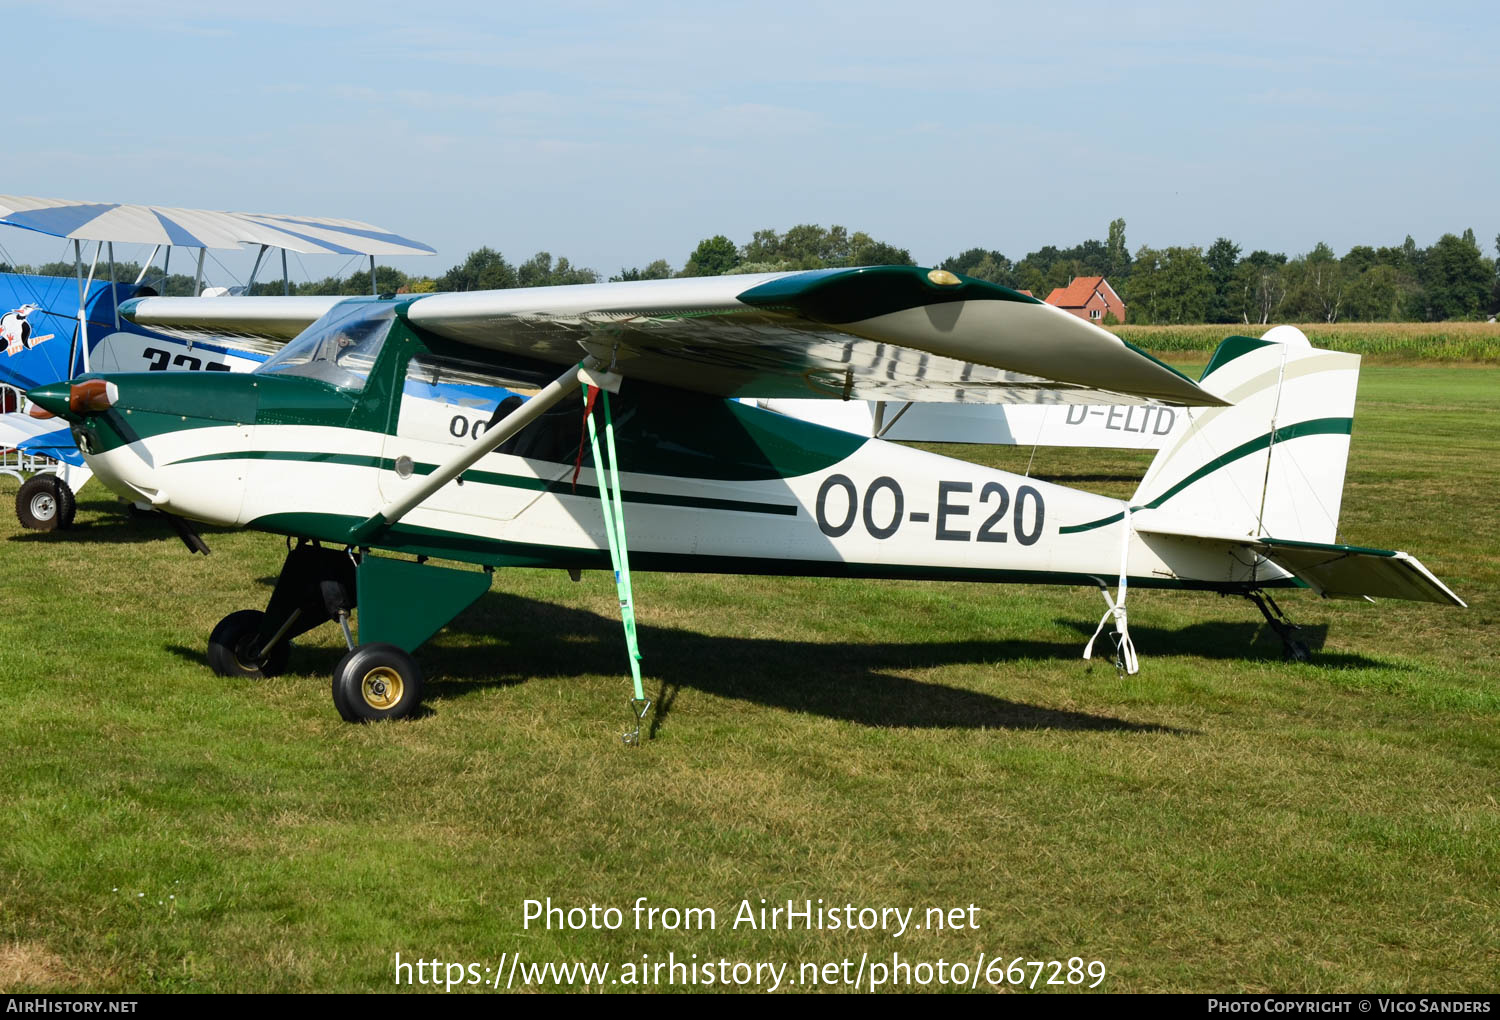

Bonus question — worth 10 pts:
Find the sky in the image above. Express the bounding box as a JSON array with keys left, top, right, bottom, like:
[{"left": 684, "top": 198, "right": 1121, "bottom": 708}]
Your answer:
[{"left": 5, "top": 0, "right": 1497, "bottom": 285}]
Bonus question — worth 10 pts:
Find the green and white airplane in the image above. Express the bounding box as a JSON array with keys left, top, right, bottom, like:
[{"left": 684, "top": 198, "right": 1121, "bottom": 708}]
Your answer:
[{"left": 28, "top": 267, "right": 1464, "bottom": 734}]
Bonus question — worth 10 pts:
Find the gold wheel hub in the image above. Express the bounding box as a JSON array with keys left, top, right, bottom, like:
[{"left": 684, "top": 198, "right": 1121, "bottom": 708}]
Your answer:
[{"left": 360, "top": 666, "right": 404, "bottom": 710}]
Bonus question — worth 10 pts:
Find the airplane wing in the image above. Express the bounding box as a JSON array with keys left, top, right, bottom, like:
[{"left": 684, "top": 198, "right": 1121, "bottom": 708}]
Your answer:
[
  {"left": 406, "top": 268, "right": 1222, "bottom": 406},
  {"left": 752, "top": 398, "right": 1182, "bottom": 447},
  {"left": 124, "top": 268, "right": 1226, "bottom": 406},
  {"left": 118, "top": 295, "right": 347, "bottom": 342},
  {"left": 0, "top": 195, "right": 436, "bottom": 257}
]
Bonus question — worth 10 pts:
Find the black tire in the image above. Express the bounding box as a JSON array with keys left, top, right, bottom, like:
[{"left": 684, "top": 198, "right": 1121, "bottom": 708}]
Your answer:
[
  {"left": 332, "top": 644, "right": 424, "bottom": 723},
  {"left": 1285, "top": 639, "right": 1311, "bottom": 663},
  {"left": 207, "top": 609, "right": 291, "bottom": 678},
  {"left": 16, "top": 475, "right": 76, "bottom": 531}
]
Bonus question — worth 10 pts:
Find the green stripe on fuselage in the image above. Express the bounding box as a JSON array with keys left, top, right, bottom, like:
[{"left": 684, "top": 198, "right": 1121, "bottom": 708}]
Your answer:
[
  {"left": 242, "top": 508, "right": 1303, "bottom": 592},
  {"left": 167, "top": 450, "right": 799, "bottom": 517},
  {"left": 1059, "top": 416, "right": 1353, "bottom": 534}
]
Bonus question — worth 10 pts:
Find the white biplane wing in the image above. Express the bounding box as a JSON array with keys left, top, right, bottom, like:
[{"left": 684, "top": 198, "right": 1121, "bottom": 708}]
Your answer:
[
  {"left": 751, "top": 398, "right": 1183, "bottom": 447},
  {"left": 0, "top": 412, "right": 92, "bottom": 491},
  {"left": 125, "top": 267, "right": 1224, "bottom": 407},
  {"left": 0, "top": 409, "right": 76, "bottom": 451}
]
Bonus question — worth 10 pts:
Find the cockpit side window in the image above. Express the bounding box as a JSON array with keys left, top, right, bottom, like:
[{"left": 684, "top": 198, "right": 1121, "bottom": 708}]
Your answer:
[
  {"left": 399, "top": 350, "right": 587, "bottom": 462},
  {"left": 258, "top": 301, "right": 396, "bottom": 392}
]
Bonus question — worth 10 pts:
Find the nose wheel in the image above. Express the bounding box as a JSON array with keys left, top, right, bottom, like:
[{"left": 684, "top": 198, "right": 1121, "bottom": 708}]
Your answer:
[{"left": 332, "top": 644, "right": 425, "bottom": 722}]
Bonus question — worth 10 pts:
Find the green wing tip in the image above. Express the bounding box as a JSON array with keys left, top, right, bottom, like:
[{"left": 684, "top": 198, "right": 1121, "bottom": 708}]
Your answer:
[{"left": 737, "top": 265, "right": 1039, "bottom": 324}]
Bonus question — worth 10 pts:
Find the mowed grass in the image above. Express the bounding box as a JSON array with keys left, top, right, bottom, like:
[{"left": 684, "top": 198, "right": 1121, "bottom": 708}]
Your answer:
[{"left": 0, "top": 365, "right": 1496, "bottom": 993}]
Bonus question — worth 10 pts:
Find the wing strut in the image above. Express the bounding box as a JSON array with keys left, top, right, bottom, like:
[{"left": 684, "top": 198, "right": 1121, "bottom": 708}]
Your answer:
[
  {"left": 346, "top": 358, "right": 601, "bottom": 544},
  {"left": 343, "top": 354, "right": 652, "bottom": 741},
  {"left": 580, "top": 376, "right": 650, "bottom": 745}
]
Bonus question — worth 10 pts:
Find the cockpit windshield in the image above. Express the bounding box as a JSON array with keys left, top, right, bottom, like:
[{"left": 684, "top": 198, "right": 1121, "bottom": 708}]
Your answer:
[{"left": 256, "top": 301, "right": 395, "bottom": 392}]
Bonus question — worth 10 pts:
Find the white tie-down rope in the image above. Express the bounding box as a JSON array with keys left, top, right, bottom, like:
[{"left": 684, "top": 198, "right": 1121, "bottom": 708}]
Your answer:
[{"left": 1083, "top": 505, "right": 1140, "bottom": 675}]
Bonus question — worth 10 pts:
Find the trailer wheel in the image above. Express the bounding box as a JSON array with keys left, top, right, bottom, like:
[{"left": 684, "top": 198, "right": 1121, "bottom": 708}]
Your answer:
[
  {"left": 16, "top": 475, "right": 76, "bottom": 531},
  {"left": 208, "top": 609, "right": 291, "bottom": 678},
  {"left": 332, "top": 644, "right": 424, "bottom": 722}
]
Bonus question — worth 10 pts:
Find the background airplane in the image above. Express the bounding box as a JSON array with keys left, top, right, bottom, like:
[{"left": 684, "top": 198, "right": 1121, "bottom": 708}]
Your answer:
[
  {"left": 0, "top": 194, "right": 435, "bottom": 531},
  {"left": 755, "top": 395, "right": 1184, "bottom": 448}
]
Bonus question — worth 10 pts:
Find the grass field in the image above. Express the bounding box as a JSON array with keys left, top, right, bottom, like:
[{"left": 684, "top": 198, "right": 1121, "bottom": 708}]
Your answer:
[
  {"left": 0, "top": 363, "right": 1496, "bottom": 993},
  {"left": 1113, "top": 321, "right": 1500, "bottom": 363}
]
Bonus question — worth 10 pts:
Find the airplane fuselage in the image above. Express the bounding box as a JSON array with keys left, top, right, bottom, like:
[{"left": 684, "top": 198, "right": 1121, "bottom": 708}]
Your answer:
[{"left": 60, "top": 365, "right": 1293, "bottom": 595}]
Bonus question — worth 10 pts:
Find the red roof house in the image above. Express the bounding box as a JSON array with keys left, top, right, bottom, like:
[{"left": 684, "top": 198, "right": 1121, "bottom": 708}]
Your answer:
[{"left": 1043, "top": 276, "right": 1125, "bottom": 324}]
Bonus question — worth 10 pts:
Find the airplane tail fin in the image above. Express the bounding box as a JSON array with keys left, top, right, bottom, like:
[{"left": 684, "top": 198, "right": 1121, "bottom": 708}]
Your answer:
[
  {"left": 1128, "top": 327, "right": 1465, "bottom": 608},
  {"left": 1129, "top": 326, "right": 1359, "bottom": 544}
]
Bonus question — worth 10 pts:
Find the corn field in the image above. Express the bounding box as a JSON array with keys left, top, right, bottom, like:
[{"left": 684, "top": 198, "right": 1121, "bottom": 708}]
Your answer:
[{"left": 1110, "top": 321, "right": 1500, "bottom": 362}]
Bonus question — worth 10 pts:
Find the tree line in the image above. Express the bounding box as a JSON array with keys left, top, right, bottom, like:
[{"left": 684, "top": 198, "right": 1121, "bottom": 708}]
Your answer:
[
  {"left": 936, "top": 220, "right": 1497, "bottom": 324},
  {"left": 4, "top": 219, "right": 1496, "bottom": 323}
]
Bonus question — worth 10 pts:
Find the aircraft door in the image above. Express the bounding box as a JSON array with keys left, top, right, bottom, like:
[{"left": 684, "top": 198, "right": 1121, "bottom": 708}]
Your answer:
[{"left": 380, "top": 351, "right": 572, "bottom": 524}]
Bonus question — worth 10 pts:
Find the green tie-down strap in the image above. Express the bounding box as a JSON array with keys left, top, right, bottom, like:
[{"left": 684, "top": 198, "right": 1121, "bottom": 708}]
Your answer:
[{"left": 584, "top": 386, "right": 646, "bottom": 704}]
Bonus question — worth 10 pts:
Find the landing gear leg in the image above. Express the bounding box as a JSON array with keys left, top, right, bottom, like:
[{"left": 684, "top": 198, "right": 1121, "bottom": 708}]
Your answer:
[
  {"left": 1246, "top": 590, "right": 1310, "bottom": 662},
  {"left": 332, "top": 553, "right": 491, "bottom": 723},
  {"left": 206, "top": 540, "right": 356, "bottom": 679}
]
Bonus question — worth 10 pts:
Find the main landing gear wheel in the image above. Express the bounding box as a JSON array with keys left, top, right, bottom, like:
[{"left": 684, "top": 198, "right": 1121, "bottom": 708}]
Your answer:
[
  {"left": 207, "top": 609, "right": 292, "bottom": 679},
  {"left": 16, "top": 475, "right": 76, "bottom": 531},
  {"left": 332, "top": 644, "right": 424, "bottom": 723}
]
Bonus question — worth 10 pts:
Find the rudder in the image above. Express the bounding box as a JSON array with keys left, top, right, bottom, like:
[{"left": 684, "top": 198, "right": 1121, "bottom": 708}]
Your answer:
[{"left": 1129, "top": 326, "right": 1360, "bottom": 543}]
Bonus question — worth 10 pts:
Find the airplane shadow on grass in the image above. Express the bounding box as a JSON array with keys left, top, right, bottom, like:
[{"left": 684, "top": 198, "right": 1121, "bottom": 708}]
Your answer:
[
  {"left": 440, "top": 597, "right": 1392, "bottom": 734},
  {"left": 169, "top": 587, "right": 1400, "bottom": 735},
  {"left": 151, "top": 571, "right": 1395, "bottom": 737},
  {"left": 1031, "top": 471, "right": 1150, "bottom": 486},
  {"left": 7, "top": 503, "right": 233, "bottom": 548},
  {"left": 168, "top": 590, "right": 1194, "bottom": 733},
  {"left": 179, "top": 590, "right": 1240, "bottom": 734},
  {"left": 1051, "top": 616, "right": 1375, "bottom": 668}
]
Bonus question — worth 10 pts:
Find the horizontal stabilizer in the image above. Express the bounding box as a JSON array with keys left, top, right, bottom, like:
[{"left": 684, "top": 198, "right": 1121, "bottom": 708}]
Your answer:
[
  {"left": 1136, "top": 520, "right": 1465, "bottom": 607},
  {"left": 1255, "top": 538, "right": 1466, "bottom": 607}
]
